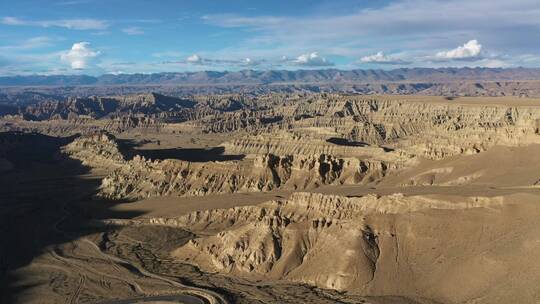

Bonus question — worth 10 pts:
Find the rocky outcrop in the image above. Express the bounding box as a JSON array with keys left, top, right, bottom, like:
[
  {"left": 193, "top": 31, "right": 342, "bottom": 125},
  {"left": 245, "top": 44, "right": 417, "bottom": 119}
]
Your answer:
[
  {"left": 7, "top": 94, "right": 540, "bottom": 161},
  {"left": 99, "top": 153, "right": 393, "bottom": 199},
  {"left": 209, "top": 96, "right": 540, "bottom": 162},
  {"left": 104, "top": 192, "right": 503, "bottom": 291},
  {"left": 53, "top": 93, "right": 540, "bottom": 198},
  {"left": 20, "top": 92, "right": 196, "bottom": 121},
  {"left": 59, "top": 131, "right": 397, "bottom": 199},
  {"left": 62, "top": 131, "right": 125, "bottom": 168}
]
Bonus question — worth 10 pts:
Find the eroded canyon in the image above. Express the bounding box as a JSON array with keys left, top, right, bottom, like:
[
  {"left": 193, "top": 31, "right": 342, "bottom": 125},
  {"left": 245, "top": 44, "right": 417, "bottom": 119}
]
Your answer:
[{"left": 2, "top": 93, "right": 540, "bottom": 304}]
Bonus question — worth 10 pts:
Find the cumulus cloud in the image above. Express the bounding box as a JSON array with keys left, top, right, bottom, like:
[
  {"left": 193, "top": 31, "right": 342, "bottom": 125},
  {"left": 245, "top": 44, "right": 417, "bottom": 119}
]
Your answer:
[
  {"left": 360, "top": 51, "right": 411, "bottom": 65},
  {"left": 1, "top": 16, "right": 108, "bottom": 30},
  {"left": 241, "top": 57, "right": 264, "bottom": 66},
  {"left": 293, "top": 52, "right": 333, "bottom": 66},
  {"left": 436, "top": 40, "right": 482, "bottom": 60},
  {"left": 122, "top": 27, "right": 144, "bottom": 35},
  {"left": 61, "top": 42, "right": 100, "bottom": 69},
  {"left": 186, "top": 54, "right": 203, "bottom": 64},
  {"left": 185, "top": 54, "right": 226, "bottom": 65}
]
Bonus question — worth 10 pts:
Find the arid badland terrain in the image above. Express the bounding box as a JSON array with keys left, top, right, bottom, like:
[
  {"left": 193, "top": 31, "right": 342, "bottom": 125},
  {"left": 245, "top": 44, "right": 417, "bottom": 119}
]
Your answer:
[{"left": 3, "top": 75, "right": 540, "bottom": 303}]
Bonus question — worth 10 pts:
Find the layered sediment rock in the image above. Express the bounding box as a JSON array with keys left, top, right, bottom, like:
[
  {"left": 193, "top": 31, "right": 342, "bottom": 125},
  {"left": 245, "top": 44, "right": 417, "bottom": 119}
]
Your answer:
[
  {"left": 189, "top": 95, "right": 540, "bottom": 160},
  {"left": 6, "top": 94, "right": 540, "bottom": 161},
  {"left": 63, "top": 131, "right": 125, "bottom": 168},
  {"left": 99, "top": 153, "right": 393, "bottom": 199},
  {"left": 57, "top": 91, "right": 540, "bottom": 198},
  {"left": 62, "top": 132, "right": 395, "bottom": 199},
  {"left": 105, "top": 192, "right": 503, "bottom": 292}
]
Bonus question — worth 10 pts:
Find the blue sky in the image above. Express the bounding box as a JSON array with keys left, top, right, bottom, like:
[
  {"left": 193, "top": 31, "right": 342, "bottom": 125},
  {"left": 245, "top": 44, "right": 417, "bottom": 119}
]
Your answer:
[{"left": 1, "top": 0, "right": 540, "bottom": 75}]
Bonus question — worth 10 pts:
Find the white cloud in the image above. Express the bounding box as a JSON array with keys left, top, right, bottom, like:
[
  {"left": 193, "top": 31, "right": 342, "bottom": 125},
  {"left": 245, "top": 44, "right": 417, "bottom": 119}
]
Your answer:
[
  {"left": 293, "top": 52, "right": 333, "bottom": 66},
  {"left": 512, "top": 54, "right": 540, "bottom": 65},
  {"left": 0, "top": 52, "right": 68, "bottom": 76},
  {"left": 24, "top": 36, "right": 55, "bottom": 48},
  {"left": 61, "top": 42, "right": 100, "bottom": 69},
  {"left": 186, "top": 54, "right": 203, "bottom": 64},
  {"left": 242, "top": 57, "right": 263, "bottom": 66},
  {"left": 105, "top": 70, "right": 126, "bottom": 75},
  {"left": 182, "top": 52, "right": 333, "bottom": 68},
  {"left": 1, "top": 16, "right": 108, "bottom": 30},
  {"left": 202, "top": 0, "right": 540, "bottom": 65},
  {"left": 184, "top": 54, "right": 262, "bottom": 67},
  {"left": 436, "top": 40, "right": 482, "bottom": 60},
  {"left": 478, "top": 58, "right": 511, "bottom": 68},
  {"left": 360, "top": 51, "right": 411, "bottom": 65},
  {"left": 0, "top": 36, "right": 55, "bottom": 51},
  {"left": 122, "top": 27, "right": 144, "bottom": 35},
  {"left": 1, "top": 17, "right": 25, "bottom": 26}
]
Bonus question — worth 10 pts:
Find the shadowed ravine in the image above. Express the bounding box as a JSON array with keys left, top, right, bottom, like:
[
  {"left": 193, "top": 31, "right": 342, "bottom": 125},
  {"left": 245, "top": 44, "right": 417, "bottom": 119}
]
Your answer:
[{"left": 0, "top": 132, "right": 228, "bottom": 304}]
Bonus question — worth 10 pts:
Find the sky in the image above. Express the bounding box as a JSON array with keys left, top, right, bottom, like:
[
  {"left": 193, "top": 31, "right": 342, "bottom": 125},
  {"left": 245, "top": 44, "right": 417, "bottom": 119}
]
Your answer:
[{"left": 1, "top": 0, "right": 540, "bottom": 75}]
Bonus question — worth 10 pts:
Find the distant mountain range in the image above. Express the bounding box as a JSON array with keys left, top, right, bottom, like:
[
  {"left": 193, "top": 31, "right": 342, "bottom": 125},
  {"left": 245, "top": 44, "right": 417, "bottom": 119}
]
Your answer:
[{"left": 2, "top": 68, "right": 540, "bottom": 86}]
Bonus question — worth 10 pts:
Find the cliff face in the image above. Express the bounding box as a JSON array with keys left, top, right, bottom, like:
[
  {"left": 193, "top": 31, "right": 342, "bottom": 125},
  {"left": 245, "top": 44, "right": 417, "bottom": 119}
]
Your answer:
[
  {"left": 213, "top": 96, "right": 540, "bottom": 160},
  {"left": 168, "top": 192, "right": 501, "bottom": 288},
  {"left": 62, "top": 131, "right": 125, "bottom": 168},
  {"left": 98, "top": 153, "right": 392, "bottom": 199},
  {"left": 62, "top": 132, "right": 395, "bottom": 199},
  {"left": 103, "top": 191, "right": 510, "bottom": 302}
]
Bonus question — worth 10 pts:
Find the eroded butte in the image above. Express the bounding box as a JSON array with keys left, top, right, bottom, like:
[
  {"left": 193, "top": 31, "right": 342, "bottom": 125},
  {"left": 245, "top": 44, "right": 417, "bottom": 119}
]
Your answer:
[{"left": 2, "top": 94, "right": 540, "bottom": 303}]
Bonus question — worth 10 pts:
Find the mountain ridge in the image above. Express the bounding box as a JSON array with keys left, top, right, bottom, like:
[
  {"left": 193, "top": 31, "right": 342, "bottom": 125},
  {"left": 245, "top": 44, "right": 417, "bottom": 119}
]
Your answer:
[{"left": 3, "top": 67, "right": 540, "bottom": 86}]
